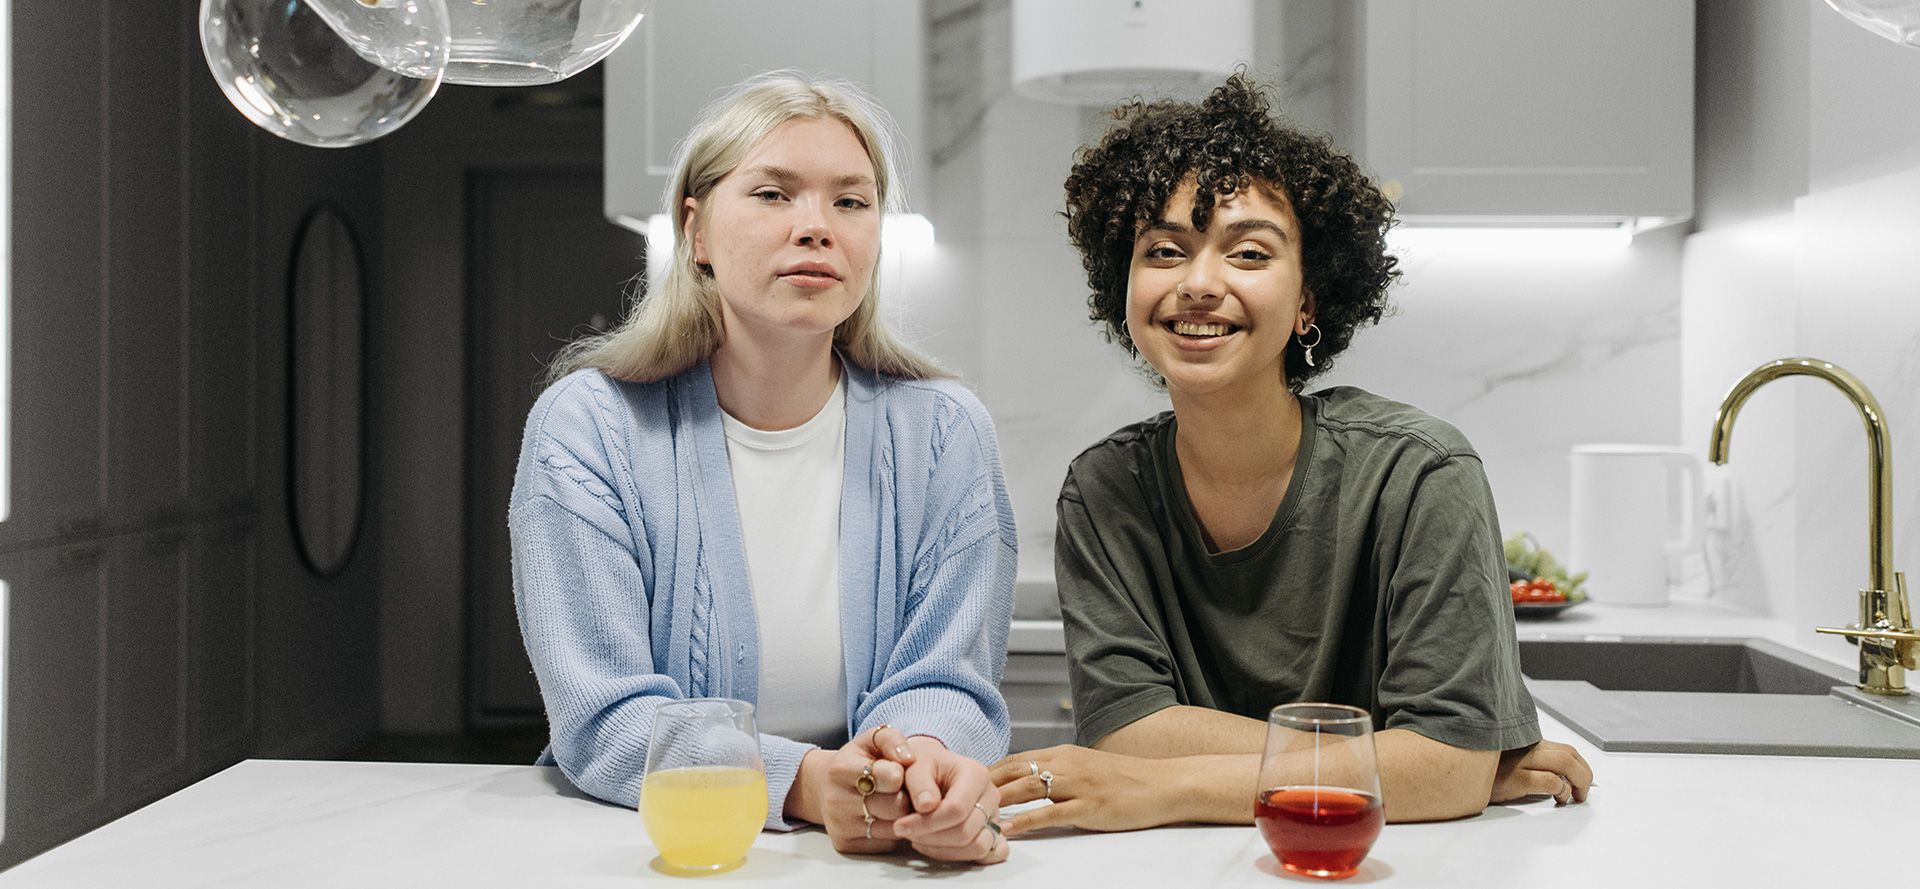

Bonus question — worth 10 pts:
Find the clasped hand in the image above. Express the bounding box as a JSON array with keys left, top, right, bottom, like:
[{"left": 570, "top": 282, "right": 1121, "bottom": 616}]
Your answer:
[{"left": 812, "top": 725, "right": 1007, "bottom": 864}]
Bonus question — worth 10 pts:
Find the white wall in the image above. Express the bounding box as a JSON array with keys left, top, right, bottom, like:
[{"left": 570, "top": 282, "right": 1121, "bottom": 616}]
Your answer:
[
  {"left": 1321, "top": 231, "right": 1684, "bottom": 561},
  {"left": 1685, "top": 0, "right": 1920, "bottom": 660}
]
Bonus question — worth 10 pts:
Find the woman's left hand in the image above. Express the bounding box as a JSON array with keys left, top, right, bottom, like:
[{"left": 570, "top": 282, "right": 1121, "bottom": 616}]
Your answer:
[
  {"left": 1492, "top": 739, "right": 1593, "bottom": 806},
  {"left": 989, "top": 745, "right": 1179, "bottom": 836},
  {"left": 888, "top": 737, "right": 1008, "bottom": 864}
]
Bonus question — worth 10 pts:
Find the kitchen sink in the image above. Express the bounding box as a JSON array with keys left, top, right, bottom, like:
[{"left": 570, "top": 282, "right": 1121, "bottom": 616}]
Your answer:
[
  {"left": 1517, "top": 636, "right": 1920, "bottom": 758},
  {"left": 1518, "top": 637, "right": 1846, "bottom": 695}
]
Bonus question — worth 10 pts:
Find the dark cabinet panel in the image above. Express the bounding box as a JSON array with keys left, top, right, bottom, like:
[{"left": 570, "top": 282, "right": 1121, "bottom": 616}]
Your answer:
[
  {"left": 188, "top": 521, "right": 257, "bottom": 774},
  {"left": 3, "top": 0, "right": 107, "bottom": 548},
  {"left": 104, "top": 531, "right": 192, "bottom": 807},
  {"left": 185, "top": 41, "right": 259, "bottom": 515},
  {"left": 101, "top": 0, "right": 190, "bottom": 528},
  {"left": 0, "top": 0, "right": 374, "bottom": 870},
  {"left": 2, "top": 546, "right": 108, "bottom": 850}
]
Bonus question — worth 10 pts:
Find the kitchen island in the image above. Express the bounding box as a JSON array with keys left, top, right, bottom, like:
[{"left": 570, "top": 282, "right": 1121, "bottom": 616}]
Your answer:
[{"left": 6, "top": 603, "right": 1916, "bottom": 887}]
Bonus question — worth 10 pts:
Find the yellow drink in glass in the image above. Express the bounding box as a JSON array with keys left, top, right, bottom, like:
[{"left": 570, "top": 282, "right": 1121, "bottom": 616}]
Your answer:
[{"left": 640, "top": 765, "right": 768, "bottom": 872}]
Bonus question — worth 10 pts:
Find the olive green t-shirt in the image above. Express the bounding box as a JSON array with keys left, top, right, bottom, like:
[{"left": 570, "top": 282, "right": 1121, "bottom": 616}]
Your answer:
[{"left": 1056, "top": 386, "right": 1541, "bottom": 751}]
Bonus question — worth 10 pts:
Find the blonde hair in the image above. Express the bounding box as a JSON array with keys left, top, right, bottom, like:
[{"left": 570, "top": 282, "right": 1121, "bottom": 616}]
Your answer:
[{"left": 550, "top": 70, "right": 948, "bottom": 384}]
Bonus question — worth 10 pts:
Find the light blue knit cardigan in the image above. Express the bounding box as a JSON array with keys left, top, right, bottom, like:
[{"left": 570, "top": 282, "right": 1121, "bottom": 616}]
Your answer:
[{"left": 509, "top": 360, "right": 1017, "bottom": 829}]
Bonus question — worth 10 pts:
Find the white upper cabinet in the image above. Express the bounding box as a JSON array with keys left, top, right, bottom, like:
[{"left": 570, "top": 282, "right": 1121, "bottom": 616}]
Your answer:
[
  {"left": 602, "top": 0, "right": 927, "bottom": 229},
  {"left": 1341, "top": 0, "right": 1694, "bottom": 228}
]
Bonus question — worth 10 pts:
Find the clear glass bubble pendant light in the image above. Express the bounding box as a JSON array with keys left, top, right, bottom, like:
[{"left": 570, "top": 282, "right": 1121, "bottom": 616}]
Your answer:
[
  {"left": 437, "top": 0, "right": 655, "bottom": 86},
  {"left": 199, "top": 0, "right": 448, "bottom": 147}
]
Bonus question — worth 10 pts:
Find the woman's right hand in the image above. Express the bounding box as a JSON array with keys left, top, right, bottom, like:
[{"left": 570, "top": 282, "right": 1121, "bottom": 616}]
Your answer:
[{"left": 808, "top": 725, "right": 919, "bottom": 854}]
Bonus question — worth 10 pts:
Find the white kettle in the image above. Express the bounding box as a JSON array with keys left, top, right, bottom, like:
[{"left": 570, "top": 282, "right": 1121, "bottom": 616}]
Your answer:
[{"left": 1567, "top": 444, "right": 1705, "bottom": 607}]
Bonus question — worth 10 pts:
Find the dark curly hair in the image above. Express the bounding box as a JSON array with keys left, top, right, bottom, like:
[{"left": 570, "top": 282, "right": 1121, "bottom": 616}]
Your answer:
[{"left": 1063, "top": 73, "right": 1399, "bottom": 390}]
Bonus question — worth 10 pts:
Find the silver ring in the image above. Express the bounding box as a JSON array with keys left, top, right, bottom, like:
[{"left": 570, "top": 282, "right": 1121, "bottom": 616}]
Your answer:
[
  {"left": 978, "top": 817, "right": 1002, "bottom": 851},
  {"left": 1027, "top": 759, "right": 1039, "bottom": 777},
  {"left": 974, "top": 801, "right": 989, "bottom": 824},
  {"left": 1040, "top": 769, "right": 1054, "bottom": 801},
  {"left": 1557, "top": 774, "right": 1573, "bottom": 805}
]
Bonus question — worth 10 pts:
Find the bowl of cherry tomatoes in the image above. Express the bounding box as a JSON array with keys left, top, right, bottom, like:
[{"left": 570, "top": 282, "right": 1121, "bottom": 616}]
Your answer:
[{"left": 1504, "top": 532, "right": 1590, "bottom": 619}]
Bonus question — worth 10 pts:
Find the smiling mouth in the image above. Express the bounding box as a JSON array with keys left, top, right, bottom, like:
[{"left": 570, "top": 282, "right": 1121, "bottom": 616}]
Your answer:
[{"left": 1166, "top": 320, "right": 1239, "bottom": 338}]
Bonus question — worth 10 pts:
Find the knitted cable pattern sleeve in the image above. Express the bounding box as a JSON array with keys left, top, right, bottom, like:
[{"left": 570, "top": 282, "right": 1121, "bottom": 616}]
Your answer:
[
  {"left": 511, "top": 490, "right": 680, "bottom": 810},
  {"left": 856, "top": 387, "right": 1018, "bottom": 764},
  {"left": 509, "top": 373, "right": 818, "bottom": 827}
]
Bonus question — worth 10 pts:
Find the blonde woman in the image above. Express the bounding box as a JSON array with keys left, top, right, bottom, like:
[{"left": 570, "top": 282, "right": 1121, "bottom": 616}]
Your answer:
[{"left": 511, "top": 71, "right": 1013, "bottom": 864}]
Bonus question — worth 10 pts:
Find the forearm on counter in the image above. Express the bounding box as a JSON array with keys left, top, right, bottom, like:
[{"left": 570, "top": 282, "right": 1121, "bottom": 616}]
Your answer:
[
  {"left": 1373, "top": 729, "right": 1497, "bottom": 822},
  {"left": 1100, "top": 718, "right": 1495, "bottom": 824},
  {"left": 1093, "top": 705, "right": 1267, "bottom": 757}
]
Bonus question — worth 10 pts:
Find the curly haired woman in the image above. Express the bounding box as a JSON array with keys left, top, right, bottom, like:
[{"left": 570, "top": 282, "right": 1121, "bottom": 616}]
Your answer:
[{"left": 990, "top": 74, "right": 1592, "bottom": 832}]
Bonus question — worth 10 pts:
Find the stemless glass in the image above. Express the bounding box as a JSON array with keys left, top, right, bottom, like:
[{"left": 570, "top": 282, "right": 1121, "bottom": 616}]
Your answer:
[
  {"left": 1254, "top": 703, "right": 1385, "bottom": 880},
  {"left": 640, "top": 699, "right": 767, "bottom": 874}
]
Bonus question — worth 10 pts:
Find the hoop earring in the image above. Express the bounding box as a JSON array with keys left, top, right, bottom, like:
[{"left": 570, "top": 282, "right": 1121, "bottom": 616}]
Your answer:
[{"left": 1297, "top": 324, "right": 1323, "bottom": 368}]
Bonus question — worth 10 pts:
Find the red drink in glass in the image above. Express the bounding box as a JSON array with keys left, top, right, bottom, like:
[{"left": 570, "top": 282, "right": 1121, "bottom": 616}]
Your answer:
[{"left": 1255, "top": 786, "right": 1383, "bottom": 879}]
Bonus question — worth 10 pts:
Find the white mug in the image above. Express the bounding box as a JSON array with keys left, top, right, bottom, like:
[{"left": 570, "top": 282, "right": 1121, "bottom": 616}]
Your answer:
[{"left": 1567, "top": 444, "right": 1704, "bottom": 607}]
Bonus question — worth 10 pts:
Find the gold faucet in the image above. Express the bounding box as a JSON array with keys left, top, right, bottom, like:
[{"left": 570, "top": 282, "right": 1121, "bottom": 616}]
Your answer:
[{"left": 1708, "top": 357, "right": 1919, "bottom": 696}]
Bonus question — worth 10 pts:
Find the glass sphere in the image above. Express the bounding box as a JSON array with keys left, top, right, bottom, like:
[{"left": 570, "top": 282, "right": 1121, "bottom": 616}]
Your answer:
[
  {"left": 306, "top": 0, "right": 453, "bottom": 79},
  {"left": 1826, "top": 0, "right": 1920, "bottom": 46},
  {"left": 440, "top": 0, "right": 655, "bottom": 86},
  {"left": 199, "top": 0, "right": 445, "bottom": 148}
]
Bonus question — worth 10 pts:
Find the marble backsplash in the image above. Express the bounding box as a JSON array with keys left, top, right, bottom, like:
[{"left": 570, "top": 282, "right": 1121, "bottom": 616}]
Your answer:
[{"left": 1784, "top": 166, "right": 1920, "bottom": 652}]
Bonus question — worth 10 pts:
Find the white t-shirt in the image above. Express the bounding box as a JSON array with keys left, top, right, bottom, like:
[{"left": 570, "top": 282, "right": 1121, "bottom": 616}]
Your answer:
[{"left": 719, "top": 377, "right": 849, "bottom": 747}]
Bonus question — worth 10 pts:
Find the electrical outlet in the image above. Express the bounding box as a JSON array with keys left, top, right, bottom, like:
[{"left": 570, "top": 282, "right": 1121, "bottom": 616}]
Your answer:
[{"left": 1704, "top": 471, "right": 1734, "bottom": 533}]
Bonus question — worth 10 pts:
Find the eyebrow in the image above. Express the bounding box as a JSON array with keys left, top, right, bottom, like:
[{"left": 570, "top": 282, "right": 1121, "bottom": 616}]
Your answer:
[
  {"left": 1145, "top": 217, "right": 1292, "bottom": 243},
  {"left": 740, "top": 164, "right": 876, "bottom": 189}
]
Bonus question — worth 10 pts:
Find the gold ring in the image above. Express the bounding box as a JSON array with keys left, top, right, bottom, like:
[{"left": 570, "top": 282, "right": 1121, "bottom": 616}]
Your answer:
[{"left": 856, "top": 763, "right": 876, "bottom": 796}]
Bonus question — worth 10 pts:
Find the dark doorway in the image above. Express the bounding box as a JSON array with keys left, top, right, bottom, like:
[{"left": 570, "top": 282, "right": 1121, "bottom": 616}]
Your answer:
[{"left": 463, "top": 169, "right": 644, "bottom": 734}]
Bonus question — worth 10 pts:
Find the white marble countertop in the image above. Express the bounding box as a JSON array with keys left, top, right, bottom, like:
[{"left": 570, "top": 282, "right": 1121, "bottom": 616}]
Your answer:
[
  {"left": 1511, "top": 596, "right": 1802, "bottom": 645},
  {"left": 8, "top": 600, "right": 1914, "bottom": 886},
  {"left": 5, "top": 721, "right": 1916, "bottom": 888}
]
